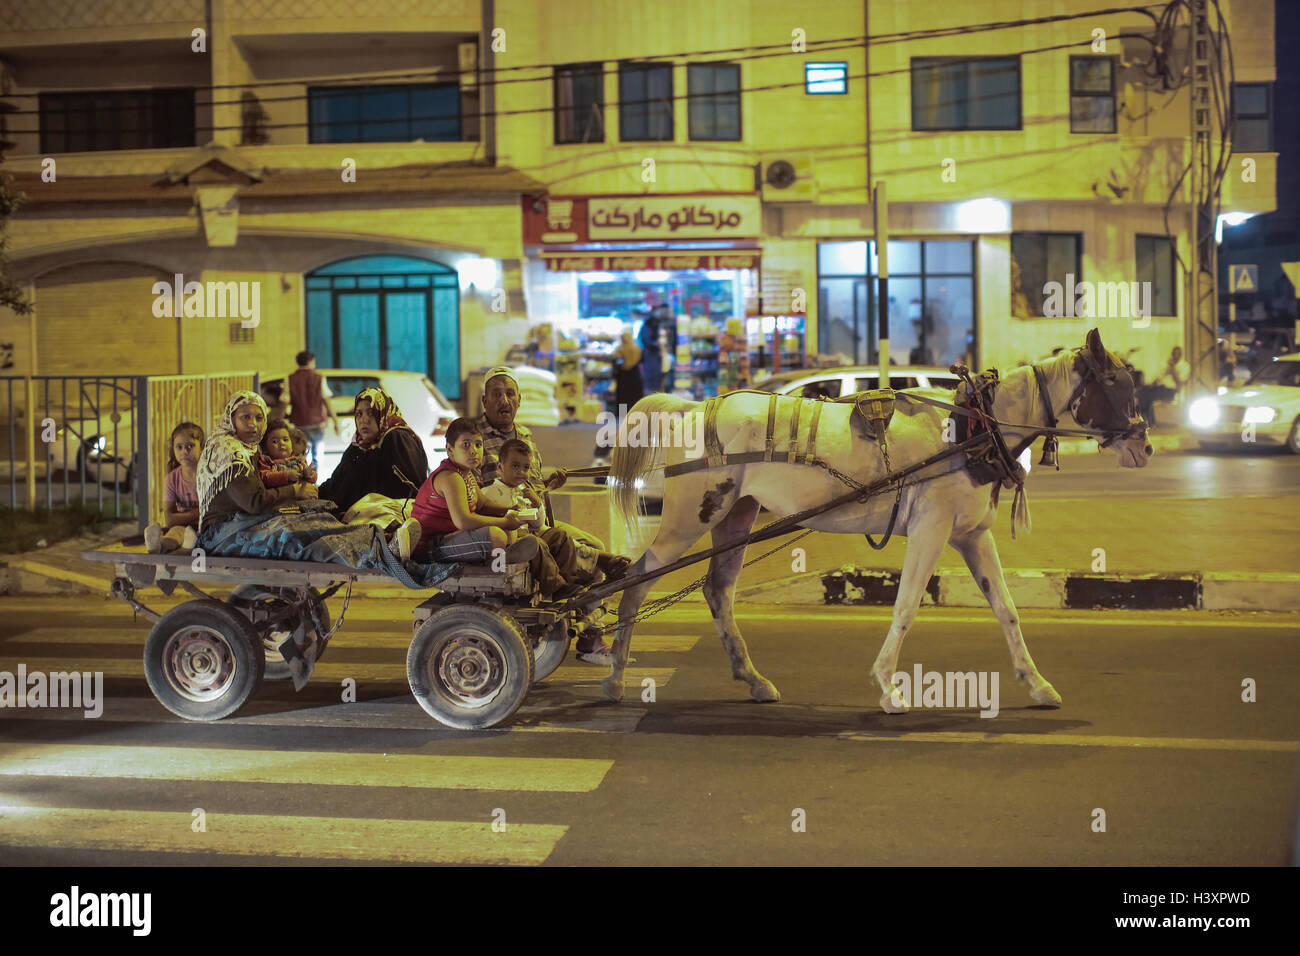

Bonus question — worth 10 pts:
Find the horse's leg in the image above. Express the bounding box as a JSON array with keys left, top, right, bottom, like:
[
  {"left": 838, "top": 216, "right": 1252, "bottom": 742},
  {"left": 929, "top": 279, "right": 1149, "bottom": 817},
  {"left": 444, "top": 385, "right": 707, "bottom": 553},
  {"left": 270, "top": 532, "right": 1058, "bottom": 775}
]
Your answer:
[
  {"left": 953, "top": 529, "right": 1062, "bottom": 707},
  {"left": 700, "top": 495, "right": 778, "bottom": 702},
  {"left": 869, "top": 513, "right": 949, "bottom": 714},
  {"left": 601, "top": 521, "right": 709, "bottom": 702}
]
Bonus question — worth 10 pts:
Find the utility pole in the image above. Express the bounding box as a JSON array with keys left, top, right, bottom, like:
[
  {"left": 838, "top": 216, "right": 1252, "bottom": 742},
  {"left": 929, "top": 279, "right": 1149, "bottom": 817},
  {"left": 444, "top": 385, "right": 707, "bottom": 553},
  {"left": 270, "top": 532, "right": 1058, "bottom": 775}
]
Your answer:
[
  {"left": 1187, "top": 0, "right": 1220, "bottom": 391},
  {"left": 874, "top": 181, "right": 889, "bottom": 381}
]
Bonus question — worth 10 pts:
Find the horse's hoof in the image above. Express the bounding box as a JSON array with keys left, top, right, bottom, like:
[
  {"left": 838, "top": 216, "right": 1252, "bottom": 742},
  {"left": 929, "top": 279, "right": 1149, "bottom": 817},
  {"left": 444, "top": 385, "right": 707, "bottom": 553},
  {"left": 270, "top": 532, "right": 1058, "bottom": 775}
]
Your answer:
[
  {"left": 601, "top": 678, "right": 625, "bottom": 702},
  {"left": 750, "top": 680, "right": 781, "bottom": 703},
  {"left": 1029, "top": 682, "right": 1062, "bottom": 707},
  {"left": 879, "top": 688, "right": 909, "bottom": 714}
]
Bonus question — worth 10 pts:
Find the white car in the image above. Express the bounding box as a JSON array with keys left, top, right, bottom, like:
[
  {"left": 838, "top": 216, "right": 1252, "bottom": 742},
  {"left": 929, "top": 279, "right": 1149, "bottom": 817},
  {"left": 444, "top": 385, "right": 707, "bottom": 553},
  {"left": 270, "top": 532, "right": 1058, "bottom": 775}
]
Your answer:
[
  {"left": 1187, "top": 354, "right": 1300, "bottom": 452},
  {"left": 753, "top": 365, "right": 961, "bottom": 399},
  {"left": 45, "top": 379, "right": 140, "bottom": 487},
  {"left": 260, "top": 369, "right": 458, "bottom": 481}
]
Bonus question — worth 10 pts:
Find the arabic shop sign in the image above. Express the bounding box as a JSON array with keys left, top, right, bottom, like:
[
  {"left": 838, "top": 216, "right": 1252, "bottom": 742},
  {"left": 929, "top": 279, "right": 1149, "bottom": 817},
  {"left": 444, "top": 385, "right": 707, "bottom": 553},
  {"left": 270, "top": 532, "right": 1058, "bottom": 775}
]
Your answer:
[
  {"left": 588, "top": 196, "right": 759, "bottom": 239},
  {"left": 544, "top": 251, "right": 761, "bottom": 272}
]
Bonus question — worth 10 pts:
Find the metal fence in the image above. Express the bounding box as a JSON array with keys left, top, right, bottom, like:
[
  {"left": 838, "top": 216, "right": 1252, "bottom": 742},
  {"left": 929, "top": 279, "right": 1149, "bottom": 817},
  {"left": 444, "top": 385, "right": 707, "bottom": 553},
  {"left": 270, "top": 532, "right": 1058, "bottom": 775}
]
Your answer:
[{"left": 1, "top": 372, "right": 258, "bottom": 529}]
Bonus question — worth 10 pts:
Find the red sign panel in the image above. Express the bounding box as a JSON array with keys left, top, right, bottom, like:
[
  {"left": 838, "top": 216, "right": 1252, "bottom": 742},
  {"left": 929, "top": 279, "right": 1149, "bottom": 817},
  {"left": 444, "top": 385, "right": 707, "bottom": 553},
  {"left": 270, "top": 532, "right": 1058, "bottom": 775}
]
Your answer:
[{"left": 544, "top": 252, "right": 761, "bottom": 272}]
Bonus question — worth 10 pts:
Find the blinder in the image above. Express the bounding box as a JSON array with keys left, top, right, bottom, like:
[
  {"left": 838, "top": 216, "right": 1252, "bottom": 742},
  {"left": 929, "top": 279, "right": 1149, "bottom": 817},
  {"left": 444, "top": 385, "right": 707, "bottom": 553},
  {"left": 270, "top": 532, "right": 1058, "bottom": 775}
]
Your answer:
[{"left": 1068, "top": 348, "right": 1146, "bottom": 448}]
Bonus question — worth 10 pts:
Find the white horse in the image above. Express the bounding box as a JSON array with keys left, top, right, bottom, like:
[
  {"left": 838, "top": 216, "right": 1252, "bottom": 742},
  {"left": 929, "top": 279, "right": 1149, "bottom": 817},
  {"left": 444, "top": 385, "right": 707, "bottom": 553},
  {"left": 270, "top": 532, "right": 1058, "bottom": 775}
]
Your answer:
[{"left": 604, "top": 328, "right": 1151, "bottom": 713}]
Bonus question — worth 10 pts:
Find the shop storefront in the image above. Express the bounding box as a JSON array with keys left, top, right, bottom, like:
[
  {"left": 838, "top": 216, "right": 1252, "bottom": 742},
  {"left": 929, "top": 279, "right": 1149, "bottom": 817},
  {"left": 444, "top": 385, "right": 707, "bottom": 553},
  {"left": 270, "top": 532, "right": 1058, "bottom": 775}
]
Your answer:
[{"left": 523, "top": 195, "right": 804, "bottom": 412}]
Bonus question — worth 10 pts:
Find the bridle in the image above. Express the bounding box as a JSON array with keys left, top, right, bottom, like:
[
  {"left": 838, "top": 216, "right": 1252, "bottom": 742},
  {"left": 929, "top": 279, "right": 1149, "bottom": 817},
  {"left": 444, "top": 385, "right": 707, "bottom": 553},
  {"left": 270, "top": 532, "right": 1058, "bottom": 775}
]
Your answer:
[{"left": 1058, "top": 347, "right": 1148, "bottom": 449}]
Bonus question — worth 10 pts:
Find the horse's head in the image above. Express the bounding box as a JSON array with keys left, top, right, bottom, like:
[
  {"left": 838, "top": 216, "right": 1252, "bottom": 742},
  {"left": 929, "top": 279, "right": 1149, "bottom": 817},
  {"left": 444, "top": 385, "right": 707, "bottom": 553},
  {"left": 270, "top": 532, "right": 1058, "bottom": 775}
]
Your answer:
[{"left": 1067, "top": 328, "right": 1151, "bottom": 468}]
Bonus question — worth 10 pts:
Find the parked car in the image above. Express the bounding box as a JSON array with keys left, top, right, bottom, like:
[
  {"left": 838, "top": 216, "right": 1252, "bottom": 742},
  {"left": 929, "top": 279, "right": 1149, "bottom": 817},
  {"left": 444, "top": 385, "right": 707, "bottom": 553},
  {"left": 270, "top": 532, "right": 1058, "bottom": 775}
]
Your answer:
[
  {"left": 1187, "top": 354, "right": 1300, "bottom": 452},
  {"left": 753, "top": 365, "right": 961, "bottom": 398},
  {"left": 45, "top": 379, "right": 140, "bottom": 488},
  {"left": 260, "top": 369, "right": 457, "bottom": 482}
]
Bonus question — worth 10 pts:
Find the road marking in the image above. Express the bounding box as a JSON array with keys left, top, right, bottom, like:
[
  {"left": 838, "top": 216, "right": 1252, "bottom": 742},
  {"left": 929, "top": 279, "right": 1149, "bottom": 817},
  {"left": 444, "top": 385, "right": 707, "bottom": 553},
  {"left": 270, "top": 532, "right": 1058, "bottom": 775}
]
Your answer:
[
  {"left": 0, "top": 743, "right": 613, "bottom": 792},
  {"left": 0, "top": 697, "right": 649, "bottom": 734},
  {"left": 0, "top": 805, "right": 565, "bottom": 865},
  {"left": 836, "top": 730, "right": 1300, "bottom": 752},
  {"left": 645, "top": 610, "right": 1300, "bottom": 628}
]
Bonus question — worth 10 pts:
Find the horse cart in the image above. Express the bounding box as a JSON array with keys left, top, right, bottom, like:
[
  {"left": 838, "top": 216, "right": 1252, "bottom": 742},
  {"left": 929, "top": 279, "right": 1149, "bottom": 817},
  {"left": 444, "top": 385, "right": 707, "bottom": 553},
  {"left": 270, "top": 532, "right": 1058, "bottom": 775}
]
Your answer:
[{"left": 80, "top": 548, "right": 615, "bottom": 730}]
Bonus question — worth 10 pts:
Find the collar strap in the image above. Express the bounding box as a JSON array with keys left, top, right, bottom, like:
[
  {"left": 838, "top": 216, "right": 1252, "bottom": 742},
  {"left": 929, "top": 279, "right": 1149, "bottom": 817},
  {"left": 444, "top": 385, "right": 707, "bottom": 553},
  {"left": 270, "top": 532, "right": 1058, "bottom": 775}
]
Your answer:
[{"left": 1032, "top": 364, "right": 1058, "bottom": 428}]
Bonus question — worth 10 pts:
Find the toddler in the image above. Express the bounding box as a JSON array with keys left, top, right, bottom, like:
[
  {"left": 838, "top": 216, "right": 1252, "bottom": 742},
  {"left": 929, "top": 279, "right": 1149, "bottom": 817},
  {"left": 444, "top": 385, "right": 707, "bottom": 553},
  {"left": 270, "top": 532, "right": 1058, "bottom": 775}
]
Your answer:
[
  {"left": 144, "top": 422, "right": 204, "bottom": 553},
  {"left": 258, "top": 418, "right": 317, "bottom": 487}
]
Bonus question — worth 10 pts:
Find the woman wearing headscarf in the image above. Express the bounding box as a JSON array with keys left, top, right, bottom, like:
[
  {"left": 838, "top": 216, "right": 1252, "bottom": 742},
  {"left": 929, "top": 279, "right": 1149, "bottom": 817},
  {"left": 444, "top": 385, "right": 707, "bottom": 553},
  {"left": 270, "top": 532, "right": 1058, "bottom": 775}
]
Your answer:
[
  {"left": 318, "top": 387, "right": 429, "bottom": 512},
  {"left": 195, "top": 390, "right": 437, "bottom": 582}
]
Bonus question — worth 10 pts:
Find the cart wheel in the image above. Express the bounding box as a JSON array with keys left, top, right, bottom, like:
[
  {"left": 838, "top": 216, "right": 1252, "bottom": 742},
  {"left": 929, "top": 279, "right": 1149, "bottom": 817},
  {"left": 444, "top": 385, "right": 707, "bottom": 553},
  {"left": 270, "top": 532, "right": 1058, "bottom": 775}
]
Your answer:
[
  {"left": 227, "top": 585, "right": 331, "bottom": 681},
  {"left": 144, "top": 600, "right": 264, "bottom": 721},
  {"left": 407, "top": 604, "right": 534, "bottom": 730},
  {"left": 532, "top": 620, "right": 571, "bottom": 682}
]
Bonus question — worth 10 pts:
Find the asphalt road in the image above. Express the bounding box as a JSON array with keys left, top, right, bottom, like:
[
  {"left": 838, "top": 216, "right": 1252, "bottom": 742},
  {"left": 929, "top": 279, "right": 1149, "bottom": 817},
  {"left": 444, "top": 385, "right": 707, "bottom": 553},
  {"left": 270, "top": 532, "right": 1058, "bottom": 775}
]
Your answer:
[{"left": 0, "top": 597, "right": 1295, "bottom": 866}]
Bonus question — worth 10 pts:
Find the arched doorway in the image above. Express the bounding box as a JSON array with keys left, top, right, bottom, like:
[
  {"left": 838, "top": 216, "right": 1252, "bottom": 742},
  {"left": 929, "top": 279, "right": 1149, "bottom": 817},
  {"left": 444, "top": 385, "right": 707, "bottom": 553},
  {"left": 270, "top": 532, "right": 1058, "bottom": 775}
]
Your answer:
[{"left": 305, "top": 255, "right": 461, "bottom": 398}]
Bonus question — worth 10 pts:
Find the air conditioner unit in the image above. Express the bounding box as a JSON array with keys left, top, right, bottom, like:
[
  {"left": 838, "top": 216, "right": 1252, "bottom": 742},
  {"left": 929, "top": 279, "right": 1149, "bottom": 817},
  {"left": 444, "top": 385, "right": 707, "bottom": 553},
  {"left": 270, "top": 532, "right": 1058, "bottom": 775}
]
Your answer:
[{"left": 757, "top": 157, "right": 816, "bottom": 203}]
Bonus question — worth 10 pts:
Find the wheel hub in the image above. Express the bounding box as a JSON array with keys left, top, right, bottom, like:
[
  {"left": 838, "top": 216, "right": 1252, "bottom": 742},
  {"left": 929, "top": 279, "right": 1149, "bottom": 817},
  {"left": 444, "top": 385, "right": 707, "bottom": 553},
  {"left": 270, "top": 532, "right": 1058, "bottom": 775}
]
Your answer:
[
  {"left": 164, "top": 627, "right": 236, "bottom": 702},
  {"left": 435, "top": 634, "right": 504, "bottom": 703}
]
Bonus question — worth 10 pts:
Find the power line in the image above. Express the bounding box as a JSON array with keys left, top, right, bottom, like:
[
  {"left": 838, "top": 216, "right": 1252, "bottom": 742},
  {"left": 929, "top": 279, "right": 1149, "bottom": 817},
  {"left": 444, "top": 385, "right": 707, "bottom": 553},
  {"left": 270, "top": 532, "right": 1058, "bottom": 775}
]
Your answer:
[
  {"left": 0, "top": 2, "right": 1164, "bottom": 109},
  {"left": 1, "top": 32, "right": 1174, "bottom": 136}
]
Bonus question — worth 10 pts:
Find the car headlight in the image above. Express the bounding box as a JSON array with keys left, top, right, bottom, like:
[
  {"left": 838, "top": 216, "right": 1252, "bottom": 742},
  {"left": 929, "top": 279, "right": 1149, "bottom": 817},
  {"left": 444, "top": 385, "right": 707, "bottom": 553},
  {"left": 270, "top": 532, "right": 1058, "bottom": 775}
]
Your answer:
[
  {"left": 1242, "top": 406, "right": 1277, "bottom": 424},
  {"left": 1188, "top": 398, "right": 1221, "bottom": 428},
  {"left": 88, "top": 435, "right": 107, "bottom": 454}
]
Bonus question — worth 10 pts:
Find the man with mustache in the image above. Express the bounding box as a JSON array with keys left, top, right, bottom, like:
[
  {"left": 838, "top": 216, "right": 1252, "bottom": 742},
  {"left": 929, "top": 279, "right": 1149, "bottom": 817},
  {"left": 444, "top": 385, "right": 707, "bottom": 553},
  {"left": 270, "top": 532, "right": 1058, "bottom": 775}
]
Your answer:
[{"left": 476, "top": 367, "right": 622, "bottom": 661}]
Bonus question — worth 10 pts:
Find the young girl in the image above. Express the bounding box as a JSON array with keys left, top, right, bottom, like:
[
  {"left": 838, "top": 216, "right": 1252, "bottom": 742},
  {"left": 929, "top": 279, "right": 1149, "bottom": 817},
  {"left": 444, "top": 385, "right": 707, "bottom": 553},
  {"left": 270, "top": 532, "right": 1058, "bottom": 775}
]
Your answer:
[
  {"left": 259, "top": 418, "right": 317, "bottom": 487},
  {"left": 412, "top": 419, "right": 575, "bottom": 595},
  {"left": 145, "top": 422, "right": 204, "bottom": 554}
]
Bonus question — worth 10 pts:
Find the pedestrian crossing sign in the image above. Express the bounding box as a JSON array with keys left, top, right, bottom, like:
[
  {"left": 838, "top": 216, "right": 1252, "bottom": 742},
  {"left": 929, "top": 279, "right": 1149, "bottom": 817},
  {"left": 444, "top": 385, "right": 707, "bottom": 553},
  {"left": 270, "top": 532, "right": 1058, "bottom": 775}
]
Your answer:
[{"left": 1229, "top": 264, "right": 1257, "bottom": 292}]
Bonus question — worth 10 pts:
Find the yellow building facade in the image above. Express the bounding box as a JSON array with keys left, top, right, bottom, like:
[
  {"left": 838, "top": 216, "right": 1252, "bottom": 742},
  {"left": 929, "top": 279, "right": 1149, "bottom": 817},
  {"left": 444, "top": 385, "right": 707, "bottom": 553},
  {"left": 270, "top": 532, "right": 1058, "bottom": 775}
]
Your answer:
[{"left": 0, "top": 0, "right": 1278, "bottom": 398}]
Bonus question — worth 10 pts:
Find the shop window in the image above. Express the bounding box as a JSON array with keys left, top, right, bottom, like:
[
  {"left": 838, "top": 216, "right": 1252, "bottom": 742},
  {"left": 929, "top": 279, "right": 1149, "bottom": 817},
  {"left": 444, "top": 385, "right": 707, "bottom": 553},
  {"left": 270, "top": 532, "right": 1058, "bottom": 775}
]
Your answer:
[
  {"left": 1136, "top": 234, "right": 1176, "bottom": 316},
  {"left": 911, "top": 57, "right": 1021, "bottom": 130},
  {"left": 688, "top": 63, "right": 741, "bottom": 140},
  {"left": 805, "top": 62, "right": 848, "bottom": 95},
  {"left": 1070, "top": 56, "right": 1117, "bottom": 133},
  {"left": 1010, "top": 232, "right": 1082, "bottom": 317},
  {"left": 554, "top": 62, "right": 605, "bottom": 144},
  {"left": 818, "top": 239, "right": 977, "bottom": 368},
  {"left": 39, "top": 89, "right": 195, "bottom": 153},
  {"left": 308, "top": 83, "right": 461, "bottom": 143},
  {"left": 619, "top": 62, "right": 674, "bottom": 141},
  {"left": 1232, "top": 83, "right": 1272, "bottom": 152}
]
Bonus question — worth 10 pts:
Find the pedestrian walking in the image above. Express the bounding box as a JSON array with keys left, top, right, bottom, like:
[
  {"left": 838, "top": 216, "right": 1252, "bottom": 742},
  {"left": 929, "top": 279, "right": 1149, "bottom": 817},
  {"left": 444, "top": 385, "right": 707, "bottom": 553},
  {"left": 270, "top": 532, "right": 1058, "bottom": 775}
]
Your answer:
[{"left": 287, "top": 350, "right": 339, "bottom": 466}]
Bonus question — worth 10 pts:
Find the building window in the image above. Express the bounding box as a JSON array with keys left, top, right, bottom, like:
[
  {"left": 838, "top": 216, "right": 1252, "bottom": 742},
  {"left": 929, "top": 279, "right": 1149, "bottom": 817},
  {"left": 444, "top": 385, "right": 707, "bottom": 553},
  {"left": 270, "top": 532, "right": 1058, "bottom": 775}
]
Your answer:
[
  {"left": 805, "top": 62, "right": 848, "bottom": 95},
  {"left": 1070, "top": 56, "right": 1117, "bottom": 133},
  {"left": 554, "top": 63, "right": 605, "bottom": 144},
  {"left": 308, "top": 83, "right": 461, "bottom": 144},
  {"left": 1136, "top": 234, "right": 1176, "bottom": 316},
  {"left": 1010, "top": 232, "right": 1082, "bottom": 317},
  {"left": 911, "top": 57, "right": 1021, "bottom": 130},
  {"left": 1232, "top": 83, "right": 1273, "bottom": 152},
  {"left": 688, "top": 63, "right": 740, "bottom": 141},
  {"left": 818, "top": 239, "right": 976, "bottom": 367},
  {"left": 39, "top": 89, "right": 195, "bottom": 153},
  {"left": 619, "top": 62, "right": 673, "bottom": 141}
]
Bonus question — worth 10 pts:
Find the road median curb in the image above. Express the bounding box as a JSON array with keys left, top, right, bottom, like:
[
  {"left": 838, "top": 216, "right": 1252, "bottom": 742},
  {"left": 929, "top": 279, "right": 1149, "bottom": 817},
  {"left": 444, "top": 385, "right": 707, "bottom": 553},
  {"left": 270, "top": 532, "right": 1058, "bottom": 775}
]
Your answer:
[{"left": 734, "top": 566, "right": 1300, "bottom": 611}]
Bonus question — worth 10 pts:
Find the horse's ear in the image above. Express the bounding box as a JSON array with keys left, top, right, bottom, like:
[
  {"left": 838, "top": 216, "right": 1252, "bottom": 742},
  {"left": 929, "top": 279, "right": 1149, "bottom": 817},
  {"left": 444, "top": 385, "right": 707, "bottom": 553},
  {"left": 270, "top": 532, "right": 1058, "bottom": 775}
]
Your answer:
[{"left": 1086, "top": 327, "right": 1106, "bottom": 362}]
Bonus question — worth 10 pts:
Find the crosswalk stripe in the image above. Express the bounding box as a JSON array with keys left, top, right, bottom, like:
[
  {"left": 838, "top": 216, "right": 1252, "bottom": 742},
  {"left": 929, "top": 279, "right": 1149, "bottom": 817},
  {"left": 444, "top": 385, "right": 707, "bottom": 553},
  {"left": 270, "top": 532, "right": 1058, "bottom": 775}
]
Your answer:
[
  {"left": 0, "top": 697, "right": 649, "bottom": 734},
  {"left": 0, "top": 743, "right": 613, "bottom": 792},
  {"left": 0, "top": 658, "right": 676, "bottom": 687},
  {"left": 0, "top": 630, "right": 703, "bottom": 653},
  {"left": 837, "top": 730, "right": 1300, "bottom": 752},
  {"left": 0, "top": 805, "right": 565, "bottom": 865}
]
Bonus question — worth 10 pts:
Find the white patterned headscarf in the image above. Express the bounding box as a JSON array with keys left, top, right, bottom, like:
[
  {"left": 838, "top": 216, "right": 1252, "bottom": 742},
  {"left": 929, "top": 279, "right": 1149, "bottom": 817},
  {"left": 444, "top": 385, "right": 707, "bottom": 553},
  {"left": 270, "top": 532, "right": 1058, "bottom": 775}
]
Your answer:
[{"left": 197, "top": 390, "right": 267, "bottom": 527}]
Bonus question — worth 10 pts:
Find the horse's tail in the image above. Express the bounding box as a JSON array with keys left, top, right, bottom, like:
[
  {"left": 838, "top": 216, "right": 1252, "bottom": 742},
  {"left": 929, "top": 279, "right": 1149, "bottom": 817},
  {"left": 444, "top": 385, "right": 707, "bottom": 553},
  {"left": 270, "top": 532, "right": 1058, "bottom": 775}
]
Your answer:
[{"left": 609, "top": 392, "right": 700, "bottom": 538}]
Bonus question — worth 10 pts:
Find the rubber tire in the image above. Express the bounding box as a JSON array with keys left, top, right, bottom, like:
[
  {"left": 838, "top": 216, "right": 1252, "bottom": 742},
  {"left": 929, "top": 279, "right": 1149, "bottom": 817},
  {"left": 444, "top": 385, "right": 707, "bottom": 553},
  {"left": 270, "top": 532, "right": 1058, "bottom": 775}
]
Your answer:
[
  {"left": 407, "top": 604, "right": 534, "bottom": 730},
  {"left": 227, "top": 585, "right": 331, "bottom": 681},
  {"left": 144, "top": 599, "right": 264, "bottom": 721},
  {"left": 1288, "top": 418, "right": 1300, "bottom": 454},
  {"left": 532, "top": 620, "right": 571, "bottom": 682}
]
